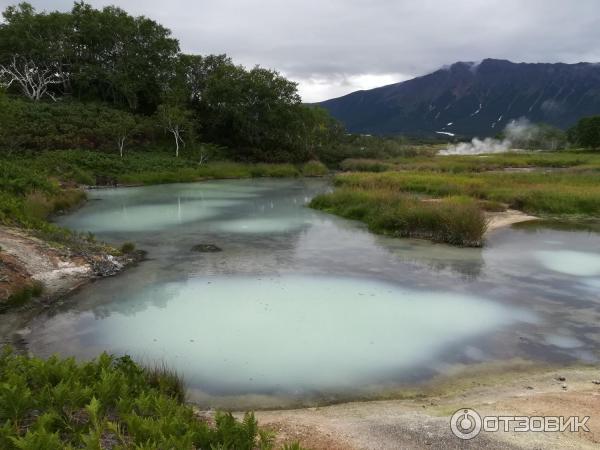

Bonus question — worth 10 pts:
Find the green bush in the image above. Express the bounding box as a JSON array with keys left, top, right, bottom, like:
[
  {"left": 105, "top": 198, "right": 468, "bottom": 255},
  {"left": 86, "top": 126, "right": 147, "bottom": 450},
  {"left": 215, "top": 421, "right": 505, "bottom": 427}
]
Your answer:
[{"left": 120, "top": 242, "right": 136, "bottom": 254}]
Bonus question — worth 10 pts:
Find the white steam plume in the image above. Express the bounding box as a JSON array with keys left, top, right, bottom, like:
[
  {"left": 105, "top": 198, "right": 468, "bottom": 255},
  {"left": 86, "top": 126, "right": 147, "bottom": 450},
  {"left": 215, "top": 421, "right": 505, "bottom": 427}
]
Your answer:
[{"left": 439, "top": 118, "right": 538, "bottom": 155}]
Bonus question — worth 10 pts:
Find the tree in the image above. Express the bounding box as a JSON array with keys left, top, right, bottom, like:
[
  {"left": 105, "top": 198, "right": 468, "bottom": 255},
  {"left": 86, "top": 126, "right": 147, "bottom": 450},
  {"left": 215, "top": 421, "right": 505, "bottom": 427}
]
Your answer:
[
  {"left": 0, "top": 3, "right": 72, "bottom": 100},
  {"left": 0, "top": 56, "right": 66, "bottom": 101},
  {"left": 69, "top": 2, "right": 180, "bottom": 112},
  {"left": 569, "top": 116, "right": 600, "bottom": 150},
  {"left": 0, "top": 2, "right": 180, "bottom": 111},
  {"left": 156, "top": 104, "right": 192, "bottom": 157},
  {"left": 98, "top": 109, "right": 137, "bottom": 157}
]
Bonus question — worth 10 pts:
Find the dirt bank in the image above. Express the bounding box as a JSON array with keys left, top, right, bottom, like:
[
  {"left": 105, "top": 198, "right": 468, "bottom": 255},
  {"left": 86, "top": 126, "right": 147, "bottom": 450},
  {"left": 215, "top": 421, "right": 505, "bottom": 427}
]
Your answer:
[
  {"left": 220, "top": 363, "right": 600, "bottom": 449},
  {"left": 485, "top": 209, "right": 538, "bottom": 233},
  {"left": 0, "top": 226, "right": 137, "bottom": 306}
]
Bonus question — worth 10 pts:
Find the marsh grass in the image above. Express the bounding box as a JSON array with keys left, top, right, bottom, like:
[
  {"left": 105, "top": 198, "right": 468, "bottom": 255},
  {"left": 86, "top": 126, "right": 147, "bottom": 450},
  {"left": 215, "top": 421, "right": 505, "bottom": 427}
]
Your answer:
[
  {"left": 340, "top": 158, "right": 396, "bottom": 172},
  {"left": 301, "top": 160, "right": 329, "bottom": 176},
  {"left": 0, "top": 349, "right": 305, "bottom": 450},
  {"left": 142, "top": 361, "right": 186, "bottom": 403},
  {"left": 310, "top": 188, "right": 487, "bottom": 246},
  {"left": 335, "top": 171, "right": 600, "bottom": 215},
  {"left": 341, "top": 151, "right": 600, "bottom": 173}
]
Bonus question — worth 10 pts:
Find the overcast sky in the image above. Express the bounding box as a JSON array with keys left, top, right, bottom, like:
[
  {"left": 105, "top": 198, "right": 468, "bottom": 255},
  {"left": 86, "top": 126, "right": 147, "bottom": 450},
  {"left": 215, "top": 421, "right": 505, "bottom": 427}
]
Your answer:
[{"left": 2, "top": 0, "right": 600, "bottom": 102}]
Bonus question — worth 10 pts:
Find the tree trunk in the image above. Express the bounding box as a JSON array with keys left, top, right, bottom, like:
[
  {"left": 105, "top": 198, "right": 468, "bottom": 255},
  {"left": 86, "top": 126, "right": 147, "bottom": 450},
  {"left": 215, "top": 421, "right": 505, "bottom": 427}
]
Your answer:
[
  {"left": 118, "top": 137, "right": 125, "bottom": 158},
  {"left": 173, "top": 127, "right": 180, "bottom": 158}
]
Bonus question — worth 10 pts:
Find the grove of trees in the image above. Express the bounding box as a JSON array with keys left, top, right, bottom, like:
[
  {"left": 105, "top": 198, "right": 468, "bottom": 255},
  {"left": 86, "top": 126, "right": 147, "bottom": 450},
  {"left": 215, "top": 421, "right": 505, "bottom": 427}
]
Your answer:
[
  {"left": 0, "top": 2, "right": 343, "bottom": 162},
  {"left": 568, "top": 116, "right": 600, "bottom": 150}
]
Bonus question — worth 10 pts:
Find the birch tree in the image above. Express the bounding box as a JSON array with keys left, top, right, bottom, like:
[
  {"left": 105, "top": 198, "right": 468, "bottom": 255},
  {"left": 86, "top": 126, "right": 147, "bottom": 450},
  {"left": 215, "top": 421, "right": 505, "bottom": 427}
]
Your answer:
[
  {"left": 0, "top": 56, "right": 66, "bottom": 101},
  {"left": 156, "top": 104, "right": 192, "bottom": 157}
]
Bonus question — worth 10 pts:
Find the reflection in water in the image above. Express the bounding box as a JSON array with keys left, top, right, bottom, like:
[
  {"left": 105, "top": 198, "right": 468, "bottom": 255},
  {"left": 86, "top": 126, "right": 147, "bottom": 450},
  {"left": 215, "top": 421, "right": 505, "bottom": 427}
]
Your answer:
[
  {"left": 535, "top": 250, "right": 600, "bottom": 276},
  {"left": 28, "top": 276, "right": 524, "bottom": 395},
  {"left": 19, "top": 179, "right": 600, "bottom": 408}
]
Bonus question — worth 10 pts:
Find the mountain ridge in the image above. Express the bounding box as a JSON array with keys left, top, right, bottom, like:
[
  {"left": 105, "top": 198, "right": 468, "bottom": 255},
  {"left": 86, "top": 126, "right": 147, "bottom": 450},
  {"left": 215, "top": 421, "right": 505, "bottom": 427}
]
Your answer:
[{"left": 317, "top": 59, "right": 600, "bottom": 137}]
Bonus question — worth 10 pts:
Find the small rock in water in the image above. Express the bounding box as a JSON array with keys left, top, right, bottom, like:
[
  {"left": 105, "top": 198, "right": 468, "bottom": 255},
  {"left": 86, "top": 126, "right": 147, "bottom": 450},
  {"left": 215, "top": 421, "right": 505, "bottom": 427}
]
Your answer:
[
  {"left": 562, "top": 384, "right": 567, "bottom": 390},
  {"left": 557, "top": 376, "right": 566, "bottom": 382},
  {"left": 191, "top": 244, "right": 222, "bottom": 253},
  {"left": 592, "top": 380, "right": 600, "bottom": 385}
]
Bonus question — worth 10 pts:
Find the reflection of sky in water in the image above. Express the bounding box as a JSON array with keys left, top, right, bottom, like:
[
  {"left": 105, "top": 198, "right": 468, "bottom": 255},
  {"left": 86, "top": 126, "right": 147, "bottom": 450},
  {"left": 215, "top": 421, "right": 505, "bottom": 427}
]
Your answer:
[
  {"left": 28, "top": 276, "right": 522, "bottom": 394},
  {"left": 64, "top": 199, "right": 241, "bottom": 232},
  {"left": 535, "top": 250, "right": 600, "bottom": 276},
  {"left": 26, "top": 179, "right": 600, "bottom": 407}
]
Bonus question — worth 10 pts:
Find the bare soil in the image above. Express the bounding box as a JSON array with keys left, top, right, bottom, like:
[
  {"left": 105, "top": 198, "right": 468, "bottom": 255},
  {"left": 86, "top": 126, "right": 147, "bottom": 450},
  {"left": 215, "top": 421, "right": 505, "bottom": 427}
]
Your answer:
[
  {"left": 0, "top": 226, "right": 92, "bottom": 302},
  {"left": 216, "top": 363, "right": 600, "bottom": 450},
  {"left": 485, "top": 210, "right": 538, "bottom": 233}
]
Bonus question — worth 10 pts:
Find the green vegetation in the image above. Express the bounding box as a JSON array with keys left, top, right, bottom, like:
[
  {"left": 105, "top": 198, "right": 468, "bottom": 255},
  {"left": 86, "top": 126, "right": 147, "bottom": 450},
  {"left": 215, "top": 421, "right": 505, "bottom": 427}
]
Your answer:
[
  {"left": 0, "top": 281, "right": 43, "bottom": 312},
  {"left": 568, "top": 115, "right": 600, "bottom": 150},
  {"left": 0, "top": 348, "right": 305, "bottom": 449},
  {"left": 341, "top": 151, "right": 600, "bottom": 173},
  {"left": 0, "top": 3, "right": 341, "bottom": 163},
  {"left": 311, "top": 190, "right": 487, "bottom": 246},
  {"left": 301, "top": 160, "right": 329, "bottom": 177},
  {"left": 334, "top": 171, "right": 600, "bottom": 215},
  {"left": 0, "top": 150, "right": 327, "bottom": 234},
  {"left": 119, "top": 242, "right": 136, "bottom": 254},
  {"left": 314, "top": 150, "right": 600, "bottom": 246}
]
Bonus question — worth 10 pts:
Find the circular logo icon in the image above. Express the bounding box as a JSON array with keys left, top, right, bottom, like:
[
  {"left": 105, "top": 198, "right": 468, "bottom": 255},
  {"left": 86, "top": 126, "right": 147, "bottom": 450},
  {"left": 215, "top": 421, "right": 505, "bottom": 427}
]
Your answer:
[{"left": 450, "top": 408, "right": 482, "bottom": 440}]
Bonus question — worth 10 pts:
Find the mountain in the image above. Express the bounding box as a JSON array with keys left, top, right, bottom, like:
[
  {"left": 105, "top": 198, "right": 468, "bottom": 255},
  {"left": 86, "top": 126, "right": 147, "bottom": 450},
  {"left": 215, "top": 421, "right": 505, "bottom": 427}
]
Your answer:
[{"left": 317, "top": 59, "right": 600, "bottom": 137}]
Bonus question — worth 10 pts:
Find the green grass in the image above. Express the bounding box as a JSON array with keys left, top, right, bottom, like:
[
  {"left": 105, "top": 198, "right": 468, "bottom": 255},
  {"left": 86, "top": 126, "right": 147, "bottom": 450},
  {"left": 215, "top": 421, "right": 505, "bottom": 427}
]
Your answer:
[
  {"left": 16, "top": 150, "right": 304, "bottom": 186},
  {"left": 0, "top": 150, "right": 322, "bottom": 233},
  {"left": 0, "top": 348, "right": 306, "bottom": 450},
  {"left": 341, "top": 151, "right": 600, "bottom": 173},
  {"left": 334, "top": 171, "right": 600, "bottom": 215},
  {"left": 310, "top": 189, "right": 487, "bottom": 246}
]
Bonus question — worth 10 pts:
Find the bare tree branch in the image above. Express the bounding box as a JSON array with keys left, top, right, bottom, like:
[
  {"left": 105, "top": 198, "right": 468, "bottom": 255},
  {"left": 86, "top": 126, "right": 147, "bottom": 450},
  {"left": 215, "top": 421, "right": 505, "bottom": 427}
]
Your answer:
[{"left": 0, "top": 56, "right": 67, "bottom": 101}]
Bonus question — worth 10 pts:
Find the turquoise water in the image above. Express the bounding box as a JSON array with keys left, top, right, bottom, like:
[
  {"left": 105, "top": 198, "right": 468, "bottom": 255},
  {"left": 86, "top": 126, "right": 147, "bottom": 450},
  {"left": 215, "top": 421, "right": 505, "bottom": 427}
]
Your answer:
[{"left": 22, "top": 179, "right": 600, "bottom": 407}]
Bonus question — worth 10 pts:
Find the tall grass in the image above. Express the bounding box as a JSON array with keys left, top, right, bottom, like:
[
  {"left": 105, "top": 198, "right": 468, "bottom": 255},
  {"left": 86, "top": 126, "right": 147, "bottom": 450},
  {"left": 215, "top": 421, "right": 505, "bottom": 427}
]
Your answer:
[
  {"left": 301, "top": 160, "right": 329, "bottom": 176},
  {"left": 335, "top": 171, "right": 600, "bottom": 215},
  {"left": 341, "top": 151, "right": 600, "bottom": 173},
  {"left": 310, "top": 188, "right": 487, "bottom": 246}
]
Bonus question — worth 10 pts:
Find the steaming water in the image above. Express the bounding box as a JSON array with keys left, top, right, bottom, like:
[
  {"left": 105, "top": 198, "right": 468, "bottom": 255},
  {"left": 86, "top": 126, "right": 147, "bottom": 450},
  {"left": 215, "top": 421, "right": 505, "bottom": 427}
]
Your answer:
[{"left": 20, "top": 179, "right": 600, "bottom": 408}]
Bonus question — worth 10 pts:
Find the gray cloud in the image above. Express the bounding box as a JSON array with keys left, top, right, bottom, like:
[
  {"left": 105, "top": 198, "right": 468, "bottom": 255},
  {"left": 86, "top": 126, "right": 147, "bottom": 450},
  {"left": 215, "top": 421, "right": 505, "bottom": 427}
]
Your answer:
[{"left": 2, "top": 0, "right": 600, "bottom": 101}]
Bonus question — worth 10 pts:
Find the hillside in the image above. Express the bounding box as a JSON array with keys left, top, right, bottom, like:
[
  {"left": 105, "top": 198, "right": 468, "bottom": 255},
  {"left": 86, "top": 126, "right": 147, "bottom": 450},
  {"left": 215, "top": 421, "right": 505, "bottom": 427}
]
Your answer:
[{"left": 317, "top": 59, "right": 600, "bottom": 136}]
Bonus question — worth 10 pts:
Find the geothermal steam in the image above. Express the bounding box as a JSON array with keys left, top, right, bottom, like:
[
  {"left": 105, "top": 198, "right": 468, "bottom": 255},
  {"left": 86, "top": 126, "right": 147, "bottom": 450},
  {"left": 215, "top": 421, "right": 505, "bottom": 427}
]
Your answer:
[{"left": 439, "top": 118, "right": 538, "bottom": 155}]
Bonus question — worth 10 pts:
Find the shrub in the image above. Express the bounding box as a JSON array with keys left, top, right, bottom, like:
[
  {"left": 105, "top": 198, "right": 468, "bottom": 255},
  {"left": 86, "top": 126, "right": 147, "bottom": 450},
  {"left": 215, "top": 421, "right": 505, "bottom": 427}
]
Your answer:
[
  {"left": 120, "top": 242, "right": 136, "bottom": 254},
  {"left": 1, "top": 281, "right": 44, "bottom": 312},
  {"left": 340, "top": 158, "right": 395, "bottom": 172},
  {"left": 301, "top": 160, "right": 328, "bottom": 176}
]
